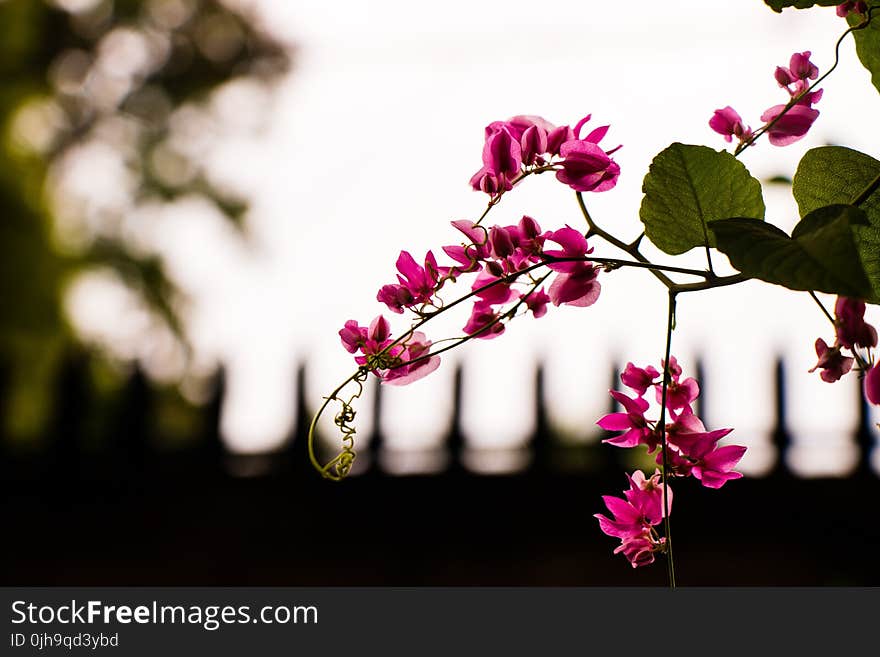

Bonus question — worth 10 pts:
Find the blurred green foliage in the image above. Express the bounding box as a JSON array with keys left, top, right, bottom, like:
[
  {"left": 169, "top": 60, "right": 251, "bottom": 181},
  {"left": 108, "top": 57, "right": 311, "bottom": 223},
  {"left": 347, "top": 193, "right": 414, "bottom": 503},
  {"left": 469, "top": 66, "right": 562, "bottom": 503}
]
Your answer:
[{"left": 0, "top": 0, "right": 291, "bottom": 444}]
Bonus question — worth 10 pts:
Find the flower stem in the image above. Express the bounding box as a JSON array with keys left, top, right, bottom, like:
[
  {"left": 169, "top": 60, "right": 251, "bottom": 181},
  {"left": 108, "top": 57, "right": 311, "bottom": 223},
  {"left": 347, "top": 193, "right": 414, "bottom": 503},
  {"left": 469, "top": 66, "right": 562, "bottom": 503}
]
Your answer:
[
  {"left": 809, "top": 290, "right": 835, "bottom": 326},
  {"left": 658, "top": 290, "right": 678, "bottom": 589},
  {"left": 576, "top": 192, "right": 677, "bottom": 288},
  {"left": 381, "top": 255, "right": 711, "bottom": 360}
]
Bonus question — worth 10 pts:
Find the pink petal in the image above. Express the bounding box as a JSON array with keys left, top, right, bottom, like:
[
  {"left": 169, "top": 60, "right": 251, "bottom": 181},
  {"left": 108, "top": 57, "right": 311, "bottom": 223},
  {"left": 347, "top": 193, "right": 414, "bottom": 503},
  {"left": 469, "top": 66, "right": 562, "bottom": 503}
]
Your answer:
[
  {"left": 703, "top": 444, "right": 748, "bottom": 471},
  {"left": 546, "top": 226, "right": 589, "bottom": 255},
  {"left": 383, "top": 355, "right": 441, "bottom": 386},
  {"left": 548, "top": 270, "right": 601, "bottom": 307},
  {"left": 395, "top": 250, "right": 422, "bottom": 282},
  {"left": 597, "top": 412, "right": 634, "bottom": 431},
  {"left": 609, "top": 389, "right": 650, "bottom": 415},
  {"left": 603, "top": 428, "right": 649, "bottom": 448},
  {"left": 583, "top": 124, "right": 610, "bottom": 144},
  {"left": 865, "top": 364, "right": 880, "bottom": 405}
]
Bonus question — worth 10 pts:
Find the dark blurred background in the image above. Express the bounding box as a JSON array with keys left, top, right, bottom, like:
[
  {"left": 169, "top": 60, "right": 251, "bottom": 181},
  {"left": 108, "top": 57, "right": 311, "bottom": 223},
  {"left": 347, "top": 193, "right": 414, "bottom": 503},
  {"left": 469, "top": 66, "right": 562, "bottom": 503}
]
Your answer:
[{"left": 1, "top": 0, "right": 879, "bottom": 586}]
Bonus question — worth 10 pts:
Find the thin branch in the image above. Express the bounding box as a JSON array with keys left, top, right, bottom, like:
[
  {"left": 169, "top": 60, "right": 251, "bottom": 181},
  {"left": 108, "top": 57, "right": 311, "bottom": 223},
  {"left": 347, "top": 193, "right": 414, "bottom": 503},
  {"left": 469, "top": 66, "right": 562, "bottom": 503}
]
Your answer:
[
  {"left": 809, "top": 290, "right": 835, "bottom": 326},
  {"left": 658, "top": 290, "right": 678, "bottom": 589},
  {"left": 576, "top": 192, "right": 676, "bottom": 289},
  {"left": 671, "top": 273, "right": 749, "bottom": 294}
]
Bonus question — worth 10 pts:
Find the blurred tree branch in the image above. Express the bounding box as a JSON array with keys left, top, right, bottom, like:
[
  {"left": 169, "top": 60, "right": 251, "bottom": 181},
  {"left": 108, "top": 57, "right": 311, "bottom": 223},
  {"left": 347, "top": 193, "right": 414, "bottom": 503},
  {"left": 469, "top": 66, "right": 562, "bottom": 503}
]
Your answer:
[{"left": 0, "top": 0, "right": 293, "bottom": 441}]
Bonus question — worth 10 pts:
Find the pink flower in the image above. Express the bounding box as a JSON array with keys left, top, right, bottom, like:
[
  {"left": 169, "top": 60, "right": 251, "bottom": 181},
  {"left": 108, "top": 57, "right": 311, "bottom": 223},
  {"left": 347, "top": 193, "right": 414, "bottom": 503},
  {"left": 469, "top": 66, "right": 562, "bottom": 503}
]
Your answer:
[
  {"left": 709, "top": 106, "right": 752, "bottom": 143},
  {"left": 555, "top": 139, "right": 621, "bottom": 192},
  {"left": 715, "top": 52, "right": 822, "bottom": 148},
  {"left": 547, "top": 265, "right": 601, "bottom": 307},
  {"left": 691, "top": 444, "right": 747, "bottom": 488},
  {"left": 837, "top": 1, "right": 868, "bottom": 18},
  {"left": 339, "top": 320, "right": 368, "bottom": 354},
  {"left": 376, "top": 284, "right": 415, "bottom": 314},
  {"left": 809, "top": 337, "right": 854, "bottom": 383},
  {"left": 377, "top": 251, "right": 441, "bottom": 313},
  {"left": 471, "top": 270, "right": 517, "bottom": 305},
  {"left": 382, "top": 332, "right": 441, "bottom": 386},
  {"left": 774, "top": 66, "right": 795, "bottom": 88},
  {"left": 546, "top": 124, "right": 575, "bottom": 156},
  {"left": 597, "top": 390, "right": 654, "bottom": 448},
  {"left": 834, "top": 296, "right": 878, "bottom": 350},
  {"left": 759, "top": 103, "right": 820, "bottom": 146},
  {"left": 656, "top": 368, "right": 700, "bottom": 411},
  {"left": 788, "top": 51, "right": 818, "bottom": 81},
  {"left": 668, "top": 430, "right": 746, "bottom": 489},
  {"left": 595, "top": 495, "right": 646, "bottom": 541},
  {"left": 522, "top": 288, "right": 550, "bottom": 318},
  {"left": 469, "top": 169, "right": 503, "bottom": 195},
  {"left": 469, "top": 116, "right": 556, "bottom": 194},
  {"left": 462, "top": 301, "right": 505, "bottom": 339},
  {"left": 760, "top": 52, "right": 822, "bottom": 147},
  {"left": 624, "top": 469, "right": 671, "bottom": 524},
  {"left": 341, "top": 316, "right": 392, "bottom": 361},
  {"left": 520, "top": 124, "right": 549, "bottom": 166},
  {"left": 512, "top": 215, "right": 547, "bottom": 258},
  {"left": 489, "top": 225, "right": 517, "bottom": 259},
  {"left": 601, "top": 359, "right": 744, "bottom": 484},
  {"left": 442, "top": 220, "right": 490, "bottom": 273},
  {"left": 342, "top": 317, "right": 440, "bottom": 386},
  {"left": 775, "top": 52, "right": 821, "bottom": 103},
  {"left": 662, "top": 422, "right": 747, "bottom": 488},
  {"left": 615, "top": 531, "right": 664, "bottom": 568},
  {"left": 595, "top": 470, "right": 670, "bottom": 568},
  {"left": 790, "top": 82, "right": 823, "bottom": 107},
  {"left": 865, "top": 363, "right": 880, "bottom": 405},
  {"left": 571, "top": 114, "right": 613, "bottom": 145},
  {"left": 654, "top": 405, "right": 743, "bottom": 488},
  {"left": 485, "top": 115, "right": 556, "bottom": 142},
  {"left": 664, "top": 412, "right": 731, "bottom": 456},
  {"left": 542, "top": 226, "right": 590, "bottom": 264},
  {"left": 482, "top": 127, "right": 522, "bottom": 182},
  {"left": 595, "top": 471, "right": 668, "bottom": 538},
  {"left": 620, "top": 362, "right": 660, "bottom": 396},
  {"left": 542, "top": 227, "right": 602, "bottom": 307}
]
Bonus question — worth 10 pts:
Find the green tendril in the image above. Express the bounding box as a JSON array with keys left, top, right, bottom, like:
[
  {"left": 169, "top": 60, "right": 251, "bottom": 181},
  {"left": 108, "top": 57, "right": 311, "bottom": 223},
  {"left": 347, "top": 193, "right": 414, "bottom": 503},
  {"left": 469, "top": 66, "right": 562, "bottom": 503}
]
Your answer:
[{"left": 307, "top": 368, "right": 369, "bottom": 481}]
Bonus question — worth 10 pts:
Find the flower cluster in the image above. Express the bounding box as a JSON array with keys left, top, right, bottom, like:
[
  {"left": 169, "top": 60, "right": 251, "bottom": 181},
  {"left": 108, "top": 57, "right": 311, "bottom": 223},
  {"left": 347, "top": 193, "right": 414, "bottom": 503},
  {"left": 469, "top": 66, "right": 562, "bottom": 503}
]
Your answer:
[
  {"left": 345, "top": 216, "right": 603, "bottom": 382},
  {"left": 470, "top": 114, "right": 621, "bottom": 197},
  {"left": 450, "top": 218, "right": 602, "bottom": 338},
  {"left": 710, "top": 51, "right": 822, "bottom": 148},
  {"left": 338, "top": 113, "right": 617, "bottom": 386},
  {"left": 809, "top": 296, "right": 880, "bottom": 404},
  {"left": 594, "top": 470, "right": 670, "bottom": 568},
  {"left": 595, "top": 357, "right": 747, "bottom": 567},
  {"left": 339, "top": 316, "right": 440, "bottom": 386}
]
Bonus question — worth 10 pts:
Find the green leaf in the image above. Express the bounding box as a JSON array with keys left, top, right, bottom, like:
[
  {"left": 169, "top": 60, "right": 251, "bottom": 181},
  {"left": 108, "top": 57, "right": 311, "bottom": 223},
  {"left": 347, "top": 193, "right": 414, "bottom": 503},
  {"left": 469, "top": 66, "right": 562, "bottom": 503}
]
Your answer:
[
  {"left": 711, "top": 205, "right": 874, "bottom": 299},
  {"left": 848, "top": 9, "right": 880, "bottom": 95},
  {"left": 639, "top": 143, "right": 765, "bottom": 255},
  {"left": 763, "top": 1, "right": 843, "bottom": 12},
  {"left": 793, "top": 146, "right": 880, "bottom": 215},
  {"left": 793, "top": 145, "right": 880, "bottom": 299}
]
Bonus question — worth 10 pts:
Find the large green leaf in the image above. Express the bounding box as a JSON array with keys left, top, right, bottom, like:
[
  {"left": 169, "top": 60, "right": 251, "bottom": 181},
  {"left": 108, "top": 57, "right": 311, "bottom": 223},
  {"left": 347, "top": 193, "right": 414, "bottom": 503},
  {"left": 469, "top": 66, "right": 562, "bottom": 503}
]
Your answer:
[
  {"left": 640, "top": 143, "right": 765, "bottom": 255},
  {"left": 848, "top": 9, "right": 880, "bottom": 94},
  {"left": 793, "top": 146, "right": 880, "bottom": 299},
  {"left": 764, "top": 1, "right": 844, "bottom": 11},
  {"left": 710, "top": 205, "right": 875, "bottom": 299}
]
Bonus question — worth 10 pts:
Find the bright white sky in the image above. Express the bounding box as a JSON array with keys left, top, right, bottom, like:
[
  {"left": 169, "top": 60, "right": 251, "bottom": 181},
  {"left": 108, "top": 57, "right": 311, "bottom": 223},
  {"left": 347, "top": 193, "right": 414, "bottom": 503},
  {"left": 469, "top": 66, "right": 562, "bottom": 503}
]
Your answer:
[{"left": 67, "top": 0, "right": 880, "bottom": 475}]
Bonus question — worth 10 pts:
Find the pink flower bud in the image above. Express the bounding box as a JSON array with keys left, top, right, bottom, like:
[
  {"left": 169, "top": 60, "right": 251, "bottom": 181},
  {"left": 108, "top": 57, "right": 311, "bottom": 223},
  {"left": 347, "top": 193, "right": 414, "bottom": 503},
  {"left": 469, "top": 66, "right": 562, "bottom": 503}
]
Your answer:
[
  {"left": 788, "top": 51, "right": 818, "bottom": 80},
  {"left": 775, "top": 66, "right": 794, "bottom": 87}
]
